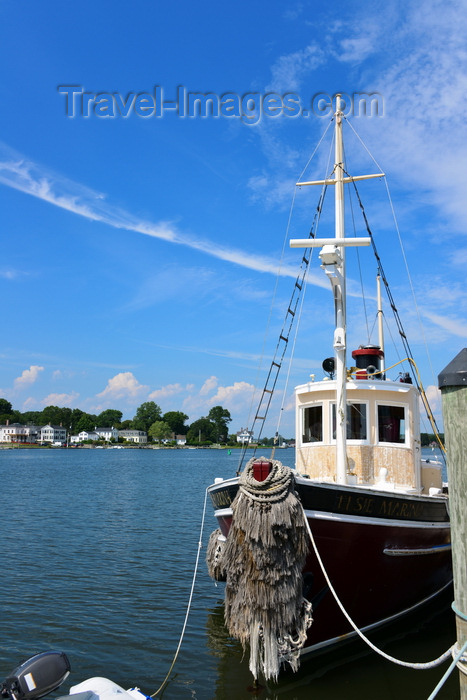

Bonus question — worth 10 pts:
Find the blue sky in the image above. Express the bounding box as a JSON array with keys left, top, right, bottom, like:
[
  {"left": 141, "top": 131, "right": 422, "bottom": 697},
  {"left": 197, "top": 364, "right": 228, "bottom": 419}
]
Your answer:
[{"left": 1, "top": 0, "right": 466, "bottom": 437}]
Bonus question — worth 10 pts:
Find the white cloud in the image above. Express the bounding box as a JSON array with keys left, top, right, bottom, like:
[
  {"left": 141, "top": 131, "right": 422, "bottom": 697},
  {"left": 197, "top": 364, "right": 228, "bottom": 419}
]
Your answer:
[
  {"left": 182, "top": 376, "right": 256, "bottom": 424},
  {"left": 199, "top": 376, "right": 218, "bottom": 396},
  {"left": 207, "top": 381, "right": 256, "bottom": 412},
  {"left": 337, "top": 36, "right": 378, "bottom": 63},
  {"left": 424, "top": 384, "right": 442, "bottom": 414},
  {"left": 421, "top": 384, "right": 444, "bottom": 429},
  {"left": 96, "top": 372, "right": 149, "bottom": 400},
  {"left": 349, "top": 2, "right": 467, "bottom": 233},
  {"left": 22, "top": 397, "right": 39, "bottom": 409},
  {"left": 148, "top": 383, "right": 192, "bottom": 401},
  {"left": 14, "top": 365, "right": 44, "bottom": 389},
  {"left": 41, "top": 392, "right": 80, "bottom": 406}
]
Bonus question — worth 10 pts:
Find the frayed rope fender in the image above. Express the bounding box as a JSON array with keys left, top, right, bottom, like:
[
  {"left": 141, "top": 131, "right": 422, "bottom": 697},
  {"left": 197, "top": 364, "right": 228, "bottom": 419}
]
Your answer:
[{"left": 218, "top": 457, "right": 312, "bottom": 682}]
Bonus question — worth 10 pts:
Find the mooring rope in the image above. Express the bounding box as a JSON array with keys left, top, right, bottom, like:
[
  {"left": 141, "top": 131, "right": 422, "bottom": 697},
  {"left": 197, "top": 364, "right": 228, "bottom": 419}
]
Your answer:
[
  {"left": 150, "top": 487, "right": 209, "bottom": 697},
  {"left": 427, "top": 639, "right": 467, "bottom": 699},
  {"left": 302, "top": 504, "right": 454, "bottom": 671}
]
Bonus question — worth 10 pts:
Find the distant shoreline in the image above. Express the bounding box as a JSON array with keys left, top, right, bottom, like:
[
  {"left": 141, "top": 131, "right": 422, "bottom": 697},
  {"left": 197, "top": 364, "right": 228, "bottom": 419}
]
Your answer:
[{"left": 0, "top": 443, "right": 280, "bottom": 451}]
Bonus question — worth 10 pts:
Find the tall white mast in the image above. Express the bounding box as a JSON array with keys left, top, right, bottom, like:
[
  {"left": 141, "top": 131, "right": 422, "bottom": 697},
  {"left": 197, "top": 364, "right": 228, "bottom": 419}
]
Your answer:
[
  {"left": 333, "top": 95, "right": 347, "bottom": 485},
  {"left": 291, "top": 94, "right": 381, "bottom": 485}
]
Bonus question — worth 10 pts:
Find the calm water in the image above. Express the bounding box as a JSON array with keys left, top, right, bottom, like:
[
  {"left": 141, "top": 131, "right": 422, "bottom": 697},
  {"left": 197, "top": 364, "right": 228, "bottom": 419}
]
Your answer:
[{"left": 0, "top": 447, "right": 459, "bottom": 699}]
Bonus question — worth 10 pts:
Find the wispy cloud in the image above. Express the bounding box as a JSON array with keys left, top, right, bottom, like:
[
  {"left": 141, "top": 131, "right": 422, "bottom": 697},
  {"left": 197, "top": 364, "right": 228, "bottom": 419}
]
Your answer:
[
  {"left": 0, "top": 142, "right": 323, "bottom": 284},
  {"left": 340, "top": 3, "right": 467, "bottom": 232},
  {"left": 266, "top": 44, "right": 325, "bottom": 93},
  {"left": 255, "top": 1, "right": 467, "bottom": 239},
  {"left": 0, "top": 268, "right": 28, "bottom": 280},
  {"left": 422, "top": 311, "right": 467, "bottom": 338}
]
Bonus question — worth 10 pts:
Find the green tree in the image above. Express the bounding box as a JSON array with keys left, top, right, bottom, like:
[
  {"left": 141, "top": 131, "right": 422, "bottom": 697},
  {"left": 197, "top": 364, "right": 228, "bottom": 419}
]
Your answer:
[
  {"left": 0, "top": 398, "right": 19, "bottom": 425},
  {"left": 186, "top": 417, "right": 215, "bottom": 444},
  {"left": 75, "top": 414, "right": 98, "bottom": 432},
  {"left": 40, "top": 405, "right": 59, "bottom": 425},
  {"left": 420, "top": 432, "right": 444, "bottom": 447},
  {"left": 133, "top": 401, "right": 162, "bottom": 432},
  {"left": 208, "top": 405, "right": 232, "bottom": 443},
  {"left": 70, "top": 408, "right": 85, "bottom": 433},
  {"left": 0, "top": 398, "right": 13, "bottom": 415},
  {"left": 96, "top": 409, "right": 123, "bottom": 427},
  {"left": 59, "top": 407, "right": 73, "bottom": 430},
  {"left": 21, "top": 410, "right": 43, "bottom": 425},
  {"left": 162, "top": 411, "right": 188, "bottom": 435},
  {"left": 148, "top": 420, "right": 173, "bottom": 444},
  {"left": 40, "top": 405, "right": 73, "bottom": 428}
]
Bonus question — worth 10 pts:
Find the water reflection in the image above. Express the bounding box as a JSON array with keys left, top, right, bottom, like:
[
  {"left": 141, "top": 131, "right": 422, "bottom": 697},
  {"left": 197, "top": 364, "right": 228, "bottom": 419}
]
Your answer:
[{"left": 205, "top": 587, "right": 459, "bottom": 700}]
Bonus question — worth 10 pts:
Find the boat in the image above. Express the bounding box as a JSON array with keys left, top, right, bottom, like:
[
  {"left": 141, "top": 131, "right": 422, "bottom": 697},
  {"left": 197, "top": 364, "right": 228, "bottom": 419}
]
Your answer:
[
  {"left": 206, "top": 95, "right": 452, "bottom": 682},
  {"left": 0, "top": 651, "right": 150, "bottom": 700}
]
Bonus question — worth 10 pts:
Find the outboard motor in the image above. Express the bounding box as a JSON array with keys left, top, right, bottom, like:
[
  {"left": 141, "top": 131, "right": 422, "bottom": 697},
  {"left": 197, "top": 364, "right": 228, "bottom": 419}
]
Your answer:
[{"left": 1, "top": 652, "right": 70, "bottom": 700}]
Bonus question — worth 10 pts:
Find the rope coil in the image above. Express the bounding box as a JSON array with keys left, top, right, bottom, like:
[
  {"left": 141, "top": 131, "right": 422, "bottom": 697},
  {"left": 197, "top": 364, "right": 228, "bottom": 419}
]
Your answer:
[{"left": 208, "top": 458, "right": 312, "bottom": 682}]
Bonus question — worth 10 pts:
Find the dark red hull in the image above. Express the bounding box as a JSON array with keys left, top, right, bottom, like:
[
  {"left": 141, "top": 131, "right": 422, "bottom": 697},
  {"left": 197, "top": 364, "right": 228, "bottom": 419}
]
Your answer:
[{"left": 208, "top": 476, "right": 452, "bottom": 654}]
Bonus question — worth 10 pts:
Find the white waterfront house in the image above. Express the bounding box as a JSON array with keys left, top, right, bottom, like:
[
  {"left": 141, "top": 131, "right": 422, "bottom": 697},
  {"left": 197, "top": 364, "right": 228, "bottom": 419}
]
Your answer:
[
  {"left": 71, "top": 430, "right": 100, "bottom": 442},
  {"left": 95, "top": 426, "right": 119, "bottom": 441},
  {"left": 118, "top": 429, "right": 147, "bottom": 444},
  {"left": 40, "top": 424, "right": 67, "bottom": 444},
  {"left": 0, "top": 423, "right": 41, "bottom": 443},
  {"left": 70, "top": 427, "right": 119, "bottom": 443},
  {"left": 236, "top": 428, "right": 254, "bottom": 444}
]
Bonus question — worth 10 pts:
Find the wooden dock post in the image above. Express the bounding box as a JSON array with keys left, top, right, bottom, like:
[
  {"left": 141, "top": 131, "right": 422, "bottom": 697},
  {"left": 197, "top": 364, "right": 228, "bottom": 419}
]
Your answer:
[{"left": 439, "top": 348, "right": 467, "bottom": 699}]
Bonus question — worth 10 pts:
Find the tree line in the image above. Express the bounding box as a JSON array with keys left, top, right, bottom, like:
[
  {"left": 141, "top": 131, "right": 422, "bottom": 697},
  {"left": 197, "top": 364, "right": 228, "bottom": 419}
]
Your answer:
[
  {"left": 0, "top": 397, "right": 237, "bottom": 445},
  {"left": 420, "top": 433, "right": 444, "bottom": 447}
]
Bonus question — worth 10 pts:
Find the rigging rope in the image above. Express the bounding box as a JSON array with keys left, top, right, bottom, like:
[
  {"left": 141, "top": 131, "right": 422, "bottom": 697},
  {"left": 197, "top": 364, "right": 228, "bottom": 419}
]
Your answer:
[
  {"left": 150, "top": 488, "right": 209, "bottom": 697},
  {"left": 342, "top": 140, "right": 371, "bottom": 345},
  {"left": 237, "top": 188, "right": 327, "bottom": 474},
  {"left": 344, "top": 116, "right": 440, "bottom": 392},
  {"left": 346, "top": 175, "right": 445, "bottom": 453},
  {"left": 271, "top": 266, "right": 309, "bottom": 460},
  {"left": 237, "top": 122, "right": 335, "bottom": 474}
]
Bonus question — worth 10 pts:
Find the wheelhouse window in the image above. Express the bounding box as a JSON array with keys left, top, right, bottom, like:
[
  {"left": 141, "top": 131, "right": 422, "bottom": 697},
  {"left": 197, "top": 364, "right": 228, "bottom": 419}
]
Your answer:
[
  {"left": 332, "top": 403, "right": 367, "bottom": 440},
  {"left": 378, "top": 404, "right": 406, "bottom": 443},
  {"left": 302, "top": 405, "right": 323, "bottom": 443}
]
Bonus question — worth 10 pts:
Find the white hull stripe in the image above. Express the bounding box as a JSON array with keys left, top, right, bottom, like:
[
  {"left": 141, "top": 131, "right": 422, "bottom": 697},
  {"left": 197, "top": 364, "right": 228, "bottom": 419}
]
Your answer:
[
  {"left": 213, "top": 506, "right": 450, "bottom": 530},
  {"left": 383, "top": 544, "right": 452, "bottom": 556},
  {"left": 303, "top": 508, "right": 451, "bottom": 530}
]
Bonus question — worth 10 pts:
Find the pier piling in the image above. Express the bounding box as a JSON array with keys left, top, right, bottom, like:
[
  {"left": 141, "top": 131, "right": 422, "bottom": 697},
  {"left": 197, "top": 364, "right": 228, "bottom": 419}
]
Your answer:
[{"left": 439, "top": 348, "right": 467, "bottom": 699}]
